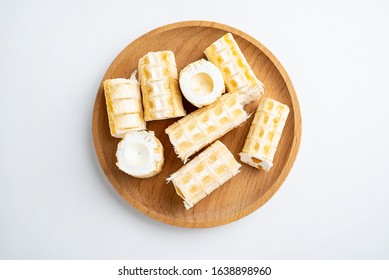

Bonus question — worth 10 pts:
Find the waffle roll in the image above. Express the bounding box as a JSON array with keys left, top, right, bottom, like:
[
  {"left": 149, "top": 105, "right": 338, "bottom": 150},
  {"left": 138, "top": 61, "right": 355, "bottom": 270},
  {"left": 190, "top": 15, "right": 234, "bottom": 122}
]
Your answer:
[
  {"left": 116, "top": 131, "right": 164, "bottom": 178},
  {"left": 179, "top": 58, "right": 225, "bottom": 108},
  {"left": 204, "top": 33, "right": 264, "bottom": 105},
  {"left": 167, "top": 141, "right": 241, "bottom": 209},
  {"left": 103, "top": 71, "right": 146, "bottom": 138},
  {"left": 165, "top": 93, "right": 249, "bottom": 163},
  {"left": 239, "top": 97, "right": 289, "bottom": 171},
  {"left": 138, "top": 51, "right": 186, "bottom": 121}
]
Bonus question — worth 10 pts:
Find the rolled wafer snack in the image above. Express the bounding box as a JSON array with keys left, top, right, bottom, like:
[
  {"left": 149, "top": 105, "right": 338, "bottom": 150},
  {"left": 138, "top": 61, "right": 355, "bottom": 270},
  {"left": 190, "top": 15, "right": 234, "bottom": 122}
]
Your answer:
[
  {"left": 103, "top": 71, "right": 146, "bottom": 138},
  {"left": 165, "top": 93, "right": 249, "bottom": 163},
  {"left": 179, "top": 59, "right": 225, "bottom": 108},
  {"left": 167, "top": 140, "right": 241, "bottom": 209},
  {"left": 116, "top": 130, "right": 164, "bottom": 178},
  {"left": 239, "top": 97, "right": 289, "bottom": 171},
  {"left": 138, "top": 51, "right": 186, "bottom": 121},
  {"left": 204, "top": 33, "right": 264, "bottom": 105}
]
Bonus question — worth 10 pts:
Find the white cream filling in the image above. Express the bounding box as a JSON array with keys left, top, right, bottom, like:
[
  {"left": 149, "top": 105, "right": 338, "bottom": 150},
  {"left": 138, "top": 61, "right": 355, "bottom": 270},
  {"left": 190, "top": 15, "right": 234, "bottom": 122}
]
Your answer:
[
  {"left": 179, "top": 59, "right": 225, "bottom": 107},
  {"left": 123, "top": 142, "right": 150, "bottom": 167},
  {"left": 239, "top": 153, "right": 272, "bottom": 172},
  {"left": 190, "top": 72, "right": 214, "bottom": 96},
  {"left": 116, "top": 131, "right": 162, "bottom": 177}
]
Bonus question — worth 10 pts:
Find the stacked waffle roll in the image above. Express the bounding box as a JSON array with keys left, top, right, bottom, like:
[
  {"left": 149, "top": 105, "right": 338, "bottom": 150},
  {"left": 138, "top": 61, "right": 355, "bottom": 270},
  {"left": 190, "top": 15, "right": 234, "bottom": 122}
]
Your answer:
[{"left": 102, "top": 33, "right": 289, "bottom": 210}]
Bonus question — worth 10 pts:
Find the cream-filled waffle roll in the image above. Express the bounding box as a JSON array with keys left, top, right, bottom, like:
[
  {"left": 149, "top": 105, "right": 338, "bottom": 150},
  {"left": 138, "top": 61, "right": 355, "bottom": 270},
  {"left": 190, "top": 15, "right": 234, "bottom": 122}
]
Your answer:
[
  {"left": 204, "top": 33, "right": 264, "bottom": 105},
  {"left": 179, "top": 59, "right": 225, "bottom": 108},
  {"left": 116, "top": 130, "right": 164, "bottom": 178},
  {"left": 165, "top": 93, "right": 248, "bottom": 163},
  {"left": 167, "top": 141, "right": 241, "bottom": 209},
  {"left": 239, "top": 97, "right": 289, "bottom": 171},
  {"left": 103, "top": 71, "right": 146, "bottom": 138},
  {"left": 138, "top": 51, "right": 186, "bottom": 121}
]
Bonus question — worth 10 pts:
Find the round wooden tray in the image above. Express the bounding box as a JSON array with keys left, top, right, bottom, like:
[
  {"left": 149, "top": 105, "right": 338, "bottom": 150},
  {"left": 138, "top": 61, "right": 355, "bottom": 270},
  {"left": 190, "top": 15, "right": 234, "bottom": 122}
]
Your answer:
[{"left": 92, "top": 21, "right": 301, "bottom": 228}]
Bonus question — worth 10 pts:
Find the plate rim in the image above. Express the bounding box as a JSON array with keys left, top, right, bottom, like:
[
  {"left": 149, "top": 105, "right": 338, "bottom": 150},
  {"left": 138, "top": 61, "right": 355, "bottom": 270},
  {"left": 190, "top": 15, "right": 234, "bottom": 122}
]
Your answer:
[{"left": 92, "top": 20, "right": 302, "bottom": 228}]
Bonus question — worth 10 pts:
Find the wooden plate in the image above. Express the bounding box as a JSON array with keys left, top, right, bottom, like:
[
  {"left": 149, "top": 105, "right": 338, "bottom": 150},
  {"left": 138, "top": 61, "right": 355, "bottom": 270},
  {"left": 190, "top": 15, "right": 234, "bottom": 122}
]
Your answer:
[{"left": 92, "top": 21, "right": 301, "bottom": 228}]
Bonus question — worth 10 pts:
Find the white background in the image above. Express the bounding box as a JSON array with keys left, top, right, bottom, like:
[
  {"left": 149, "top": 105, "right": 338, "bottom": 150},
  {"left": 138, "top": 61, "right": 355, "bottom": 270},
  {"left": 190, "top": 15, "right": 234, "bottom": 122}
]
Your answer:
[{"left": 1, "top": 0, "right": 388, "bottom": 259}]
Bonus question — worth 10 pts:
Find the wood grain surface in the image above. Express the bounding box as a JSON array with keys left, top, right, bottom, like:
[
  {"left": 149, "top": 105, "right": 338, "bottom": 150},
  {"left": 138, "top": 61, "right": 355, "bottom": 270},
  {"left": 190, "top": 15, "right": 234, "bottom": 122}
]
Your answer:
[{"left": 92, "top": 21, "right": 302, "bottom": 228}]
